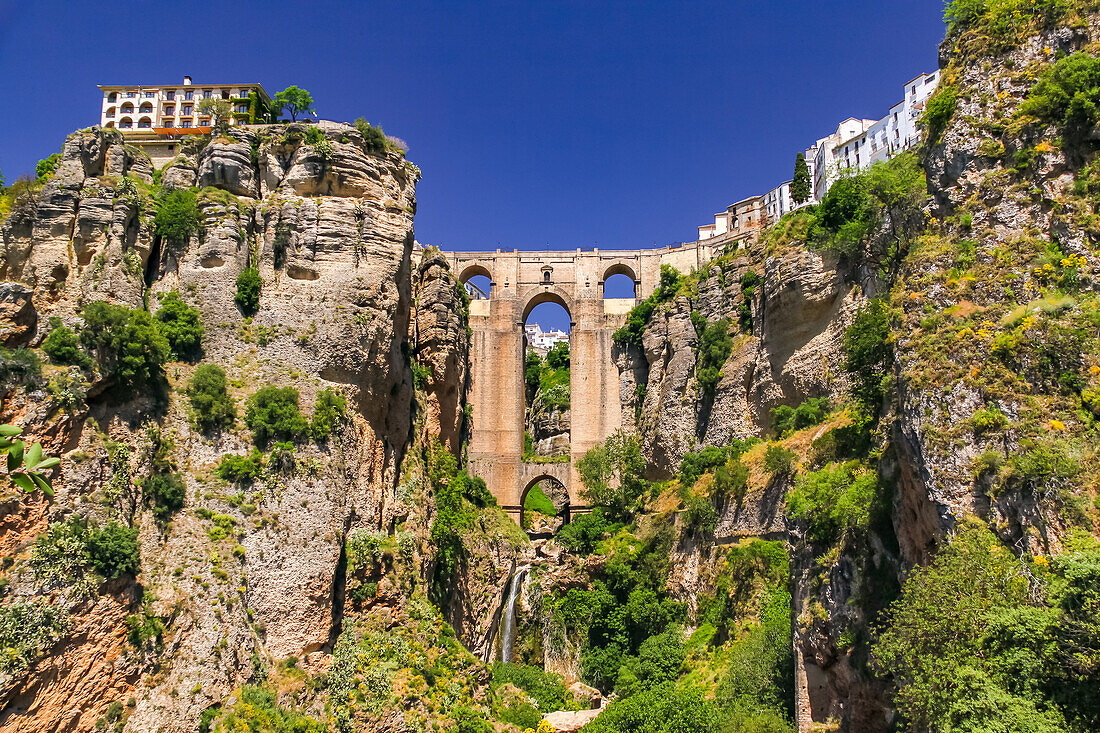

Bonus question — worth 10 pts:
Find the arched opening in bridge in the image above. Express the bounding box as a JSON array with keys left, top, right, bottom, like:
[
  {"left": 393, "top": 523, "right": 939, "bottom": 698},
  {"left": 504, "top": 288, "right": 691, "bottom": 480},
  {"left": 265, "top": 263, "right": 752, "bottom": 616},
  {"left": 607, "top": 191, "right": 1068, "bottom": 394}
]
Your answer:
[
  {"left": 458, "top": 264, "right": 492, "bottom": 300},
  {"left": 521, "top": 476, "right": 570, "bottom": 534},
  {"left": 603, "top": 263, "right": 639, "bottom": 300},
  {"left": 522, "top": 293, "right": 571, "bottom": 464}
]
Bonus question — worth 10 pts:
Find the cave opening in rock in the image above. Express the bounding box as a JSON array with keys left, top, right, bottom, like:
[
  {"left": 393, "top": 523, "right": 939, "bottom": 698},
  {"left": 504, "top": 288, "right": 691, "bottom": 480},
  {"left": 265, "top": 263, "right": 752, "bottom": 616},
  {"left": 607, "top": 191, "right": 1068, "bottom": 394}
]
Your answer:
[{"left": 522, "top": 298, "right": 571, "bottom": 464}]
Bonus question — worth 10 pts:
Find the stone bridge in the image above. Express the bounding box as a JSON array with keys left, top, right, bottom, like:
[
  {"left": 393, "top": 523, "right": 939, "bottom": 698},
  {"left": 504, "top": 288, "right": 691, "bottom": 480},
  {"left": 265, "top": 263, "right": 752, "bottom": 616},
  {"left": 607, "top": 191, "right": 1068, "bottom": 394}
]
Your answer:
[{"left": 441, "top": 241, "right": 716, "bottom": 524}]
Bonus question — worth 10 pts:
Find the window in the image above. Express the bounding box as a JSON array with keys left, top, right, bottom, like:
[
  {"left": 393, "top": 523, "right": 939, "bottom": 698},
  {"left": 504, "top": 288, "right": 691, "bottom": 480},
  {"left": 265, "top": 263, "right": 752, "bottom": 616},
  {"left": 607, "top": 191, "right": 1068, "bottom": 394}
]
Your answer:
[
  {"left": 199, "top": 118, "right": 210, "bottom": 126},
  {"left": 203, "top": 90, "right": 212, "bottom": 98},
  {"left": 138, "top": 118, "right": 152, "bottom": 128},
  {"left": 105, "top": 108, "right": 115, "bottom": 118},
  {"left": 237, "top": 105, "right": 248, "bottom": 114},
  {"left": 165, "top": 105, "right": 174, "bottom": 115},
  {"left": 543, "top": 271, "right": 551, "bottom": 283},
  {"left": 126, "top": 91, "right": 136, "bottom": 98},
  {"left": 221, "top": 91, "right": 230, "bottom": 100},
  {"left": 121, "top": 103, "right": 134, "bottom": 113},
  {"left": 181, "top": 120, "right": 192, "bottom": 128},
  {"left": 184, "top": 90, "right": 193, "bottom": 100},
  {"left": 166, "top": 90, "right": 175, "bottom": 100},
  {"left": 144, "top": 91, "right": 155, "bottom": 98},
  {"left": 119, "top": 117, "right": 133, "bottom": 128},
  {"left": 107, "top": 92, "right": 117, "bottom": 102},
  {"left": 162, "top": 118, "right": 174, "bottom": 127},
  {"left": 182, "top": 105, "right": 192, "bottom": 115}
]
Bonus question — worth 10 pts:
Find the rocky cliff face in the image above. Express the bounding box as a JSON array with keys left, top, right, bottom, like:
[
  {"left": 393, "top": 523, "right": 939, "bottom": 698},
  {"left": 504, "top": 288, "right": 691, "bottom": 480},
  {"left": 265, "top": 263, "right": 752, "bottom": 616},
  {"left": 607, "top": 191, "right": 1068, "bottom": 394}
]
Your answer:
[{"left": 0, "top": 122, "right": 483, "bottom": 732}]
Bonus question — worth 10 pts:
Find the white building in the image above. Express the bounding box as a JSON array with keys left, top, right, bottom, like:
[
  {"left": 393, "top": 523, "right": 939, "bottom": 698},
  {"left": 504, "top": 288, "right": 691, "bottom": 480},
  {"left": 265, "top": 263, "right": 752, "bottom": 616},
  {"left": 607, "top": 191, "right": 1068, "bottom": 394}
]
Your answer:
[
  {"left": 525, "top": 323, "right": 569, "bottom": 353},
  {"left": 810, "top": 70, "right": 940, "bottom": 200},
  {"left": 464, "top": 280, "right": 489, "bottom": 300},
  {"left": 98, "top": 76, "right": 271, "bottom": 132}
]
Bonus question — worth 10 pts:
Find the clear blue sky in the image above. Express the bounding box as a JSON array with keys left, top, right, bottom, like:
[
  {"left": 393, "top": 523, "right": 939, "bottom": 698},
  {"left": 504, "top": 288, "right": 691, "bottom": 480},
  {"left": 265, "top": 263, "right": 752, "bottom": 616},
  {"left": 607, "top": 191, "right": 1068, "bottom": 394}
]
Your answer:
[{"left": 0, "top": 0, "right": 946, "bottom": 329}]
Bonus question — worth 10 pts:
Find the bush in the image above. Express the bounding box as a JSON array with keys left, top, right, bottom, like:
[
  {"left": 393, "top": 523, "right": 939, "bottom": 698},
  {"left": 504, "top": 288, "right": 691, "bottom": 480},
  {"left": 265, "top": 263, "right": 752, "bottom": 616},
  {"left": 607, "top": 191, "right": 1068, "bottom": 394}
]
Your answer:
[
  {"left": 80, "top": 301, "right": 170, "bottom": 390},
  {"left": 214, "top": 685, "right": 325, "bottom": 733},
  {"left": 187, "top": 364, "right": 236, "bottom": 431},
  {"left": 87, "top": 521, "right": 141, "bottom": 578},
  {"left": 557, "top": 508, "right": 617, "bottom": 555},
  {"left": 0, "top": 600, "right": 71, "bottom": 678},
  {"left": 353, "top": 117, "right": 388, "bottom": 153},
  {"left": 583, "top": 683, "right": 720, "bottom": 733},
  {"left": 42, "top": 318, "right": 92, "bottom": 370},
  {"left": 154, "top": 292, "right": 204, "bottom": 359},
  {"left": 235, "top": 268, "right": 262, "bottom": 316},
  {"left": 787, "top": 463, "right": 876, "bottom": 545},
  {"left": 577, "top": 431, "right": 647, "bottom": 521},
  {"left": 763, "top": 444, "right": 796, "bottom": 475},
  {"left": 245, "top": 386, "right": 308, "bottom": 446},
  {"left": 144, "top": 472, "right": 185, "bottom": 524},
  {"left": 678, "top": 440, "right": 757, "bottom": 487},
  {"left": 1016, "top": 52, "right": 1100, "bottom": 137},
  {"left": 218, "top": 451, "right": 264, "bottom": 485},
  {"left": 693, "top": 316, "right": 732, "bottom": 396},
  {"left": 923, "top": 83, "right": 958, "bottom": 144},
  {"left": 310, "top": 387, "right": 346, "bottom": 441},
  {"left": 872, "top": 524, "right": 1098, "bottom": 733},
  {"left": 35, "top": 153, "right": 60, "bottom": 182},
  {"left": 0, "top": 347, "right": 43, "bottom": 393},
  {"left": 613, "top": 266, "right": 682, "bottom": 347},
  {"left": 491, "top": 663, "right": 569, "bottom": 711},
  {"left": 770, "top": 397, "right": 830, "bottom": 437},
  {"left": 154, "top": 189, "right": 200, "bottom": 250},
  {"left": 843, "top": 299, "right": 892, "bottom": 413},
  {"left": 546, "top": 341, "right": 570, "bottom": 369}
]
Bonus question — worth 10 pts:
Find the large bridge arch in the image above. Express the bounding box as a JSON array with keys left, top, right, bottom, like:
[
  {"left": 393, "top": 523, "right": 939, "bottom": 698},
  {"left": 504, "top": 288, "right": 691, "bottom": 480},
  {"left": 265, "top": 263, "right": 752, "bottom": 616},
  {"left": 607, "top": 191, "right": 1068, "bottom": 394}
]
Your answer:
[{"left": 443, "top": 241, "right": 717, "bottom": 523}]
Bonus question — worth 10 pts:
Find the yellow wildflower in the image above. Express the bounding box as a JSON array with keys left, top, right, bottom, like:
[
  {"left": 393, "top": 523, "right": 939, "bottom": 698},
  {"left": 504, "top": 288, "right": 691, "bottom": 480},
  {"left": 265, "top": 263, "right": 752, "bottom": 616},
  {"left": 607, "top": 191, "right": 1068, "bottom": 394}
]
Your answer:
[
  {"left": 956, "top": 328, "right": 974, "bottom": 340},
  {"left": 1047, "top": 419, "right": 1066, "bottom": 431},
  {"left": 1021, "top": 316, "right": 1037, "bottom": 330},
  {"left": 1090, "top": 365, "right": 1100, "bottom": 376},
  {"left": 1034, "top": 554, "right": 1049, "bottom": 566}
]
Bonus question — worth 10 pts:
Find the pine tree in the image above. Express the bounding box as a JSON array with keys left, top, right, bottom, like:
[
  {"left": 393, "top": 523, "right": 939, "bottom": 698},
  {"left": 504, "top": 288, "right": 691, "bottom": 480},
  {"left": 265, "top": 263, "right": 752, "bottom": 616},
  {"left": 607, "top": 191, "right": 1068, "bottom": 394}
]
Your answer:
[{"left": 791, "top": 152, "right": 811, "bottom": 204}]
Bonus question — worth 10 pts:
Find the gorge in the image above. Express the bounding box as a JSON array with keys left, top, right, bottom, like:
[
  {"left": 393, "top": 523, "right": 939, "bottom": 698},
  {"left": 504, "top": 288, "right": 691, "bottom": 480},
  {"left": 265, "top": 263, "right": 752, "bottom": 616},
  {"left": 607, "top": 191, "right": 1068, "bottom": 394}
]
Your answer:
[{"left": 2, "top": 2, "right": 1100, "bottom": 733}]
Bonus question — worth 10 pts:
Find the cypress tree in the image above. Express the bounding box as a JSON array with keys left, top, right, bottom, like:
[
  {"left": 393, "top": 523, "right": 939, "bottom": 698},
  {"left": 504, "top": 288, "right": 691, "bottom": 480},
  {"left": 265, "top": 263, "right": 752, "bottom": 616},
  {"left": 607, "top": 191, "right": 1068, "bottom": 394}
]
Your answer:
[{"left": 792, "top": 152, "right": 811, "bottom": 204}]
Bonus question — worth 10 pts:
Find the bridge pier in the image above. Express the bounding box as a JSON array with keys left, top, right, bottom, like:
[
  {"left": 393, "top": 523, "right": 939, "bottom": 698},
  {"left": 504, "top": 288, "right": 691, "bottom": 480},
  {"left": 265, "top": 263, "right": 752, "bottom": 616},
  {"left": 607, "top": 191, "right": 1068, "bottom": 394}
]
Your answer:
[{"left": 452, "top": 242, "right": 715, "bottom": 515}]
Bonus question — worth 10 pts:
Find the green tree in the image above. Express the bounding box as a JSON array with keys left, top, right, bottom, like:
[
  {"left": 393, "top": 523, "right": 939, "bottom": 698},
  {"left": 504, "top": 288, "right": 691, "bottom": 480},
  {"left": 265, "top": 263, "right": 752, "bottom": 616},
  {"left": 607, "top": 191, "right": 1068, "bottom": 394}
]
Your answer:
[
  {"left": 245, "top": 386, "right": 308, "bottom": 446},
  {"left": 144, "top": 472, "right": 186, "bottom": 524},
  {"left": 577, "top": 431, "right": 647, "bottom": 521},
  {"left": 35, "top": 153, "right": 61, "bottom": 182},
  {"left": 80, "top": 301, "right": 170, "bottom": 391},
  {"left": 154, "top": 292, "right": 204, "bottom": 360},
  {"left": 842, "top": 299, "right": 892, "bottom": 413},
  {"left": 235, "top": 268, "right": 262, "bottom": 316},
  {"left": 791, "top": 152, "right": 811, "bottom": 204},
  {"left": 186, "top": 364, "right": 236, "bottom": 431},
  {"left": 273, "top": 86, "right": 315, "bottom": 122},
  {"left": 42, "top": 318, "right": 92, "bottom": 370},
  {"left": 197, "top": 97, "right": 231, "bottom": 135},
  {"left": 546, "top": 342, "right": 570, "bottom": 369},
  {"left": 154, "top": 189, "right": 200, "bottom": 251},
  {"left": 87, "top": 521, "right": 141, "bottom": 578},
  {"left": 310, "top": 387, "right": 346, "bottom": 441}
]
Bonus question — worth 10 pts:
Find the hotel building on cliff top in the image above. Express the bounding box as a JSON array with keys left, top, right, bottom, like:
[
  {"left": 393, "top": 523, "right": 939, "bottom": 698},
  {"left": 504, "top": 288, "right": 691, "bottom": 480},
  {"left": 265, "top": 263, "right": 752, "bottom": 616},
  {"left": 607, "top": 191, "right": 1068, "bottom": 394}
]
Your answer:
[{"left": 97, "top": 76, "right": 272, "bottom": 166}]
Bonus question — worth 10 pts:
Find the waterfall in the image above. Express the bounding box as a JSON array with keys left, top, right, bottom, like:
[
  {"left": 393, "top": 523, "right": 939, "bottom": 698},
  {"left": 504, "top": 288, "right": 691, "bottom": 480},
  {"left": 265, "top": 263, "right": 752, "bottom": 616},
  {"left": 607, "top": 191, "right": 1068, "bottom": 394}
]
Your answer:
[{"left": 500, "top": 567, "right": 528, "bottom": 663}]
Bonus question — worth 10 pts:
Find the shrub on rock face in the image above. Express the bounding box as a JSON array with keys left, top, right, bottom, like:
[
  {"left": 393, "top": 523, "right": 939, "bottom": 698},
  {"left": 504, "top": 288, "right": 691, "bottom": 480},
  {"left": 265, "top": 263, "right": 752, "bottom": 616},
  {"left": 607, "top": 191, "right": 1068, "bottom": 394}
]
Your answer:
[
  {"left": 80, "top": 301, "right": 170, "bottom": 391},
  {"left": 144, "top": 472, "right": 186, "bottom": 524},
  {"left": 154, "top": 189, "right": 200, "bottom": 250},
  {"left": 245, "top": 386, "right": 308, "bottom": 446},
  {"left": 187, "top": 364, "right": 236, "bottom": 431},
  {"left": 42, "top": 318, "right": 92, "bottom": 370},
  {"left": 154, "top": 292, "right": 204, "bottom": 360},
  {"left": 217, "top": 450, "right": 264, "bottom": 485},
  {"left": 235, "top": 268, "right": 262, "bottom": 316},
  {"left": 87, "top": 521, "right": 141, "bottom": 579},
  {"left": 310, "top": 387, "right": 347, "bottom": 441}
]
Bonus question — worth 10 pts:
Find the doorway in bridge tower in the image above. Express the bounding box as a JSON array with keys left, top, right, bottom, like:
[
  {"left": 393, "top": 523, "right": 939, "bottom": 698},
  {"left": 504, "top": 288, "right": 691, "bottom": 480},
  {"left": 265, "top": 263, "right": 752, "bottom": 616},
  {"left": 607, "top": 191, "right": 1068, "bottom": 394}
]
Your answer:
[{"left": 522, "top": 299, "right": 571, "bottom": 465}]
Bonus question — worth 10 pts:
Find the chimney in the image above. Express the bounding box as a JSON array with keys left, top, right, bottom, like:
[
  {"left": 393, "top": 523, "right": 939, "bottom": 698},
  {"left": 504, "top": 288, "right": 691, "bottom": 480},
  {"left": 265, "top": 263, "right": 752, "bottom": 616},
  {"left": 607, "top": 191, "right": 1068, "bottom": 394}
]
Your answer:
[{"left": 183, "top": 76, "right": 192, "bottom": 86}]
